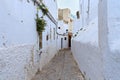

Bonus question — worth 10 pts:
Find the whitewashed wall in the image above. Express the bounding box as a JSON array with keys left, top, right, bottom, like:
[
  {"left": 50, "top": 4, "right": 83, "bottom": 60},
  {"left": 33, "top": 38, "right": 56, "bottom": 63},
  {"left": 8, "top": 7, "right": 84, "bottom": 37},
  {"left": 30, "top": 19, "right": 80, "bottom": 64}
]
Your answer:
[
  {"left": 0, "top": 1, "right": 38, "bottom": 80},
  {"left": 72, "top": 0, "right": 104, "bottom": 80},
  {"left": 57, "top": 35, "right": 68, "bottom": 50},
  {"left": 103, "top": 0, "right": 120, "bottom": 80},
  {"left": 0, "top": 0, "right": 58, "bottom": 80},
  {"left": 79, "top": 0, "right": 98, "bottom": 27},
  {"left": 58, "top": 21, "right": 68, "bottom": 34},
  {"left": 57, "top": 21, "right": 68, "bottom": 50},
  {"left": 44, "top": 0, "right": 58, "bottom": 21},
  {"left": 0, "top": 0, "right": 37, "bottom": 48},
  {"left": 72, "top": 19, "right": 82, "bottom": 35},
  {"left": 38, "top": 0, "right": 58, "bottom": 70},
  {"left": 97, "top": 0, "right": 120, "bottom": 80},
  {"left": 72, "top": 18, "right": 104, "bottom": 80},
  {"left": 72, "top": 0, "right": 120, "bottom": 80}
]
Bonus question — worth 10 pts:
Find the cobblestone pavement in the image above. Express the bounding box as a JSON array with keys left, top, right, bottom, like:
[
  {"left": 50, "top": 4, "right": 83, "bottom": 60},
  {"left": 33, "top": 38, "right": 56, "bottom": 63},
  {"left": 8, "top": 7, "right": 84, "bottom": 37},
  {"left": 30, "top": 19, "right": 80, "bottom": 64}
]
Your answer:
[{"left": 32, "top": 49, "right": 84, "bottom": 80}]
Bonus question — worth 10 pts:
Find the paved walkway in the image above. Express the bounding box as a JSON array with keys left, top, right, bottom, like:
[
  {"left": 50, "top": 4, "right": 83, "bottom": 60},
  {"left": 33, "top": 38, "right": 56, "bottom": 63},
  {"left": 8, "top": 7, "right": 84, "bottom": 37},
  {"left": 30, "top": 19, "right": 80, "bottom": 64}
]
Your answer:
[{"left": 32, "top": 49, "right": 84, "bottom": 80}]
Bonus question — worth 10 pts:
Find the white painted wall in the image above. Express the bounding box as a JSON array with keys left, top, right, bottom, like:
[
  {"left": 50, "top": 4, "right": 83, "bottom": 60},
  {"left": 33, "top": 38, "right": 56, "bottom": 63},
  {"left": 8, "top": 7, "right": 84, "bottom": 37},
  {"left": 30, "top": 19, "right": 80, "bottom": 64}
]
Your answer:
[
  {"left": 98, "top": 0, "right": 120, "bottom": 80},
  {"left": 58, "top": 21, "right": 68, "bottom": 34},
  {"left": 0, "top": 1, "right": 38, "bottom": 79},
  {"left": 0, "top": 45, "right": 39, "bottom": 80},
  {"left": 57, "top": 21, "right": 68, "bottom": 50},
  {"left": 72, "top": 0, "right": 120, "bottom": 80},
  {"left": 72, "top": 18, "right": 104, "bottom": 80},
  {"left": 0, "top": 0, "right": 37, "bottom": 48},
  {"left": 72, "top": 19, "right": 82, "bottom": 35},
  {"left": 0, "top": 0, "right": 58, "bottom": 80},
  {"left": 72, "top": 0, "right": 104, "bottom": 80},
  {"left": 39, "top": 16, "right": 58, "bottom": 70},
  {"left": 38, "top": 0, "right": 58, "bottom": 70},
  {"left": 103, "top": 0, "right": 120, "bottom": 80},
  {"left": 44, "top": 0, "right": 58, "bottom": 21},
  {"left": 80, "top": 0, "right": 98, "bottom": 27},
  {"left": 57, "top": 35, "right": 68, "bottom": 50}
]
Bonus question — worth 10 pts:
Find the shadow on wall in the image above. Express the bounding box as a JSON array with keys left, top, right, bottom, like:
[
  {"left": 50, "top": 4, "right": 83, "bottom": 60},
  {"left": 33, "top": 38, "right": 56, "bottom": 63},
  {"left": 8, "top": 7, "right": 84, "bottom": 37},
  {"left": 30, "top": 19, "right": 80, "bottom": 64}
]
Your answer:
[{"left": 71, "top": 41, "right": 104, "bottom": 80}]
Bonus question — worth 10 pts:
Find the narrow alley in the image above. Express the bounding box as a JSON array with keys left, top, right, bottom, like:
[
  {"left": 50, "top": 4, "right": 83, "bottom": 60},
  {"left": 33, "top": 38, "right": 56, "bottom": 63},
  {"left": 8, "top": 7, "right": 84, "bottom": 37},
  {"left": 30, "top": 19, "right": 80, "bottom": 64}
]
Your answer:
[
  {"left": 32, "top": 49, "right": 84, "bottom": 80},
  {"left": 1, "top": 0, "right": 120, "bottom": 80}
]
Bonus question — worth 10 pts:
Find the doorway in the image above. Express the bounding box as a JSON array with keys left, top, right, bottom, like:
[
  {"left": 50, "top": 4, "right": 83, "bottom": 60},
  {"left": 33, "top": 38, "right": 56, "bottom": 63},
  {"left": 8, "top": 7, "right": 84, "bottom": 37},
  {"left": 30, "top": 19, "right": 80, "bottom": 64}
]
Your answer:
[
  {"left": 68, "top": 35, "right": 71, "bottom": 48},
  {"left": 61, "top": 38, "right": 63, "bottom": 49}
]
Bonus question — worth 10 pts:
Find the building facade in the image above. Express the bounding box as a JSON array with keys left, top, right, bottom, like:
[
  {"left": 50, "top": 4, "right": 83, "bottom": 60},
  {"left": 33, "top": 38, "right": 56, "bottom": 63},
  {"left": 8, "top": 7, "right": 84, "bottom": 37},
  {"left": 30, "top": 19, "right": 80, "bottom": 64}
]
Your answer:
[
  {"left": 58, "top": 8, "right": 73, "bottom": 49},
  {"left": 0, "top": 0, "right": 58, "bottom": 80},
  {"left": 72, "top": 0, "right": 120, "bottom": 80}
]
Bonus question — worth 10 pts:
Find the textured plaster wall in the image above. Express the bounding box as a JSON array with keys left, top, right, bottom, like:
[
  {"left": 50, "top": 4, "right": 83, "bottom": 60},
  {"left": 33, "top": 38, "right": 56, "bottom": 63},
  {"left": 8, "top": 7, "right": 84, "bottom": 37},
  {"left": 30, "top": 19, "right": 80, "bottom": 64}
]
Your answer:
[
  {"left": 104, "top": 0, "right": 120, "bottom": 80},
  {"left": 0, "top": 0, "right": 58, "bottom": 80},
  {"left": 39, "top": 44, "right": 58, "bottom": 70},
  {"left": 72, "top": 0, "right": 104, "bottom": 80},
  {"left": 98, "top": 0, "right": 120, "bottom": 80},
  {"left": 44, "top": 0, "right": 58, "bottom": 21},
  {"left": 57, "top": 35, "right": 68, "bottom": 50},
  {"left": 72, "top": 0, "right": 120, "bottom": 80},
  {"left": 39, "top": 17, "right": 58, "bottom": 70},
  {"left": 38, "top": 0, "right": 58, "bottom": 70},
  {"left": 0, "top": 1, "right": 38, "bottom": 79},
  {"left": 72, "top": 18, "right": 104, "bottom": 80},
  {"left": 57, "top": 21, "right": 69, "bottom": 50},
  {"left": 58, "top": 21, "right": 68, "bottom": 34},
  {"left": 72, "top": 19, "right": 82, "bottom": 34},
  {"left": 0, "top": 0, "right": 37, "bottom": 48},
  {"left": 0, "top": 44, "right": 39, "bottom": 80},
  {"left": 80, "top": 0, "right": 98, "bottom": 27},
  {"left": 72, "top": 42, "right": 103, "bottom": 80}
]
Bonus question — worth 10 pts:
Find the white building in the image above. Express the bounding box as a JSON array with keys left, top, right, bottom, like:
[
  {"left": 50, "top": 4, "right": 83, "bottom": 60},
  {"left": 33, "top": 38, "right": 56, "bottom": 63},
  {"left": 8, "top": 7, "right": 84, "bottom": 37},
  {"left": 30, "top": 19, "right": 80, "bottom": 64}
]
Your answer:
[
  {"left": 57, "top": 8, "right": 73, "bottom": 50},
  {"left": 72, "top": 0, "right": 120, "bottom": 80},
  {"left": 57, "top": 21, "right": 69, "bottom": 50},
  {"left": 0, "top": 0, "right": 58, "bottom": 80}
]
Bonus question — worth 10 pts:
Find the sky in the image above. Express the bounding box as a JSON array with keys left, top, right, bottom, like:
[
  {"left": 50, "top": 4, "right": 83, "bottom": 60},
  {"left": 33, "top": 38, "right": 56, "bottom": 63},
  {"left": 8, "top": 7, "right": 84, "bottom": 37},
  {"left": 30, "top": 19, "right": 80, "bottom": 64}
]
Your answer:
[{"left": 57, "top": 0, "right": 80, "bottom": 15}]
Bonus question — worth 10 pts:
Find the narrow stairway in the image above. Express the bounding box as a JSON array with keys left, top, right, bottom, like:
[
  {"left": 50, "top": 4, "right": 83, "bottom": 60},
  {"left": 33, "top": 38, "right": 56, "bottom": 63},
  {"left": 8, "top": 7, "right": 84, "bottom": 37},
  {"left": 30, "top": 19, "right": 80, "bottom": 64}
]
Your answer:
[{"left": 32, "top": 49, "right": 84, "bottom": 80}]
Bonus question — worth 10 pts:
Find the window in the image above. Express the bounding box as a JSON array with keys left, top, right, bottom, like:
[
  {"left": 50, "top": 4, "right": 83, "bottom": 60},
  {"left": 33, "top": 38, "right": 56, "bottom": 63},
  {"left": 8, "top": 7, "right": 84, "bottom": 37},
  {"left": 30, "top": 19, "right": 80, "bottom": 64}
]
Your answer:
[
  {"left": 66, "top": 29, "right": 68, "bottom": 33},
  {"left": 46, "top": 35, "right": 49, "bottom": 41},
  {"left": 58, "top": 27, "right": 60, "bottom": 29},
  {"left": 64, "top": 37, "right": 67, "bottom": 40},
  {"left": 76, "top": 11, "right": 80, "bottom": 19},
  {"left": 53, "top": 28, "right": 55, "bottom": 40}
]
